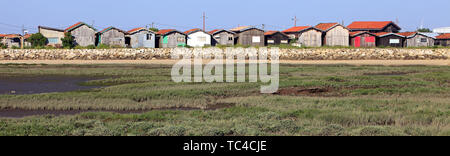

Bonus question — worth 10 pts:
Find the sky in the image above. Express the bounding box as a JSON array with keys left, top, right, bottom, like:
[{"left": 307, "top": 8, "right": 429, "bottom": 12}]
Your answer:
[{"left": 1, "top": 0, "right": 450, "bottom": 34}]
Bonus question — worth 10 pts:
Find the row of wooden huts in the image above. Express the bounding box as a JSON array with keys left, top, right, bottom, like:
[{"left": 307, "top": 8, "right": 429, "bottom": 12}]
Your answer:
[{"left": 2, "top": 21, "right": 450, "bottom": 48}]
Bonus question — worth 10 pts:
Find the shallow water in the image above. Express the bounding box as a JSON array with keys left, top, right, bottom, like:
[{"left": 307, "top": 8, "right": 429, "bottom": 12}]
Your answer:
[{"left": 0, "top": 75, "right": 101, "bottom": 95}]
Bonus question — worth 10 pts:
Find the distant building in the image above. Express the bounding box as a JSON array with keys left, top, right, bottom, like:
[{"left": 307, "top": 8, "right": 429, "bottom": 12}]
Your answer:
[
  {"left": 65, "top": 22, "right": 96, "bottom": 47},
  {"left": 156, "top": 29, "right": 186, "bottom": 48},
  {"left": 208, "top": 29, "right": 235, "bottom": 46},
  {"left": 435, "top": 33, "right": 450, "bottom": 46},
  {"left": 315, "top": 23, "right": 349, "bottom": 46},
  {"left": 397, "top": 32, "right": 435, "bottom": 47},
  {"left": 264, "top": 31, "right": 289, "bottom": 45},
  {"left": 374, "top": 32, "right": 405, "bottom": 47},
  {"left": 2, "top": 34, "right": 21, "bottom": 48},
  {"left": 184, "top": 28, "right": 212, "bottom": 47},
  {"left": 127, "top": 27, "right": 155, "bottom": 48},
  {"left": 97, "top": 27, "right": 127, "bottom": 47},
  {"left": 38, "top": 26, "right": 65, "bottom": 47},
  {"left": 348, "top": 21, "right": 401, "bottom": 33},
  {"left": 433, "top": 27, "right": 450, "bottom": 34},
  {"left": 282, "top": 26, "right": 322, "bottom": 47},
  {"left": 230, "top": 26, "right": 265, "bottom": 47},
  {"left": 349, "top": 31, "right": 376, "bottom": 48}
]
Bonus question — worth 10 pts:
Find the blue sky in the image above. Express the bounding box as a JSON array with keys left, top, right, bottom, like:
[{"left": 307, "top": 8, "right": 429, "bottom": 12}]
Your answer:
[{"left": 1, "top": 0, "right": 449, "bottom": 34}]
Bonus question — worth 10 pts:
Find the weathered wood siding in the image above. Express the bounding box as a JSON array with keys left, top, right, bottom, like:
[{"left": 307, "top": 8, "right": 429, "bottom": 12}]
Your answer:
[
  {"left": 212, "top": 31, "right": 234, "bottom": 46},
  {"left": 235, "top": 29, "right": 265, "bottom": 46},
  {"left": 381, "top": 24, "right": 400, "bottom": 33},
  {"left": 159, "top": 32, "right": 186, "bottom": 48},
  {"left": 39, "top": 28, "right": 64, "bottom": 46},
  {"left": 99, "top": 29, "right": 126, "bottom": 47},
  {"left": 376, "top": 35, "right": 404, "bottom": 47},
  {"left": 350, "top": 33, "right": 376, "bottom": 47},
  {"left": 405, "top": 34, "right": 434, "bottom": 47},
  {"left": 298, "top": 29, "right": 322, "bottom": 47},
  {"left": 323, "top": 26, "right": 349, "bottom": 46},
  {"left": 129, "top": 31, "right": 155, "bottom": 48},
  {"left": 265, "top": 33, "right": 289, "bottom": 45},
  {"left": 70, "top": 25, "right": 96, "bottom": 46},
  {"left": 436, "top": 39, "right": 450, "bottom": 46}
]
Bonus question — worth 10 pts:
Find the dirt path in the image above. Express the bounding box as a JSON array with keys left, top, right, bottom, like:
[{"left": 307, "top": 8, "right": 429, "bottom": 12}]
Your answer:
[{"left": 1, "top": 59, "right": 449, "bottom": 66}]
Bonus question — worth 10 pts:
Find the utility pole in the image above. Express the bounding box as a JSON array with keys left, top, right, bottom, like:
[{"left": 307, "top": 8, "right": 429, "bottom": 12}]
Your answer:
[
  {"left": 202, "top": 12, "right": 206, "bottom": 31},
  {"left": 261, "top": 24, "right": 265, "bottom": 31},
  {"left": 292, "top": 16, "right": 298, "bottom": 27},
  {"left": 21, "top": 25, "right": 25, "bottom": 49}
]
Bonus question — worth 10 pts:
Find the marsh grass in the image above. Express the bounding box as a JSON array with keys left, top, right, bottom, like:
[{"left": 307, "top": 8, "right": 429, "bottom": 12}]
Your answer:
[{"left": 0, "top": 64, "right": 448, "bottom": 136}]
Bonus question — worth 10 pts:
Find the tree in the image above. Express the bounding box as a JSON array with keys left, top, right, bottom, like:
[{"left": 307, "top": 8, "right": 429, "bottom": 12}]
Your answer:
[
  {"left": 417, "top": 28, "right": 432, "bottom": 33},
  {"left": 149, "top": 28, "right": 159, "bottom": 32},
  {"left": 27, "top": 33, "right": 47, "bottom": 47},
  {"left": 61, "top": 32, "right": 75, "bottom": 48}
]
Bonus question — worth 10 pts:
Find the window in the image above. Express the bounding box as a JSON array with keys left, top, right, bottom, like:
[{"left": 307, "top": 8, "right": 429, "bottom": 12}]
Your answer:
[
  {"left": 48, "top": 37, "right": 59, "bottom": 44},
  {"left": 228, "top": 37, "right": 233, "bottom": 41},
  {"left": 146, "top": 34, "right": 152, "bottom": 40},
  {"left": 389, "top": 39, "right": 400, "bottom": 44},
  {"left": 215, "top": 36, "right": 220, "bottom": 39},
  {"left": 420, "top": 38, "right": 427, "bottom": 42},
  {"left": 267, "top": 40, "right": 275, "bottom": 44},
  {"left": 252, "top": 36, "right": 260, "bottom": 43}
]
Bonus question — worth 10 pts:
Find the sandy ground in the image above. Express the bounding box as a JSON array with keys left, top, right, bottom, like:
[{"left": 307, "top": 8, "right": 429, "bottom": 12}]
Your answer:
[{"left": 0, "top": 59, "right": 449, "bottom": 66}]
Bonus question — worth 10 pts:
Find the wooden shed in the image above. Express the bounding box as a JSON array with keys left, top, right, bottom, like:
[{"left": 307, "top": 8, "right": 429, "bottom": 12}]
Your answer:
[
  {"left": 38, "top": 26, "right": 65, "bottom": 47},
  {"left": 1, "top": 34, "right": 21, "bottom": 48},
  {"left": 398, "top": 32, "right": 435, "bottom": 47},
  {"left": 264, "top": 31, "right": 289, "bottom": 45},
  {"left": 315, "top": 23, "right": 349, "bottom": 46},
  {"left": 374, "top": 32, "right": 405, "bottom": 47},
  {"left": 349, "top": 31, "right": 376, "bottom": 48},
  {"left": 435, "top": 33, "right": 450, "bottom": 46},
  {"left": 208, "top": 29, "right": 235, "bottom": 46},
  {"left": 127, "top": 27, "right": 155, "bottom": 48},
  {"left": 230, "top": 26, "right": 265, "bottom": 47},
  {"left": 282, "top": 26, "right": 322, "bottom": 47},
  {"left": 65, "top": 22, "right": 96, "bottom": 47},
  {"left": 156, "top": 29, "right": 186, "bottom": 48},
  {"left": 184, "top": 28, "right": 212, "bottom": 47},
  {"left": 97, "top": 27, "right": 127, "bottom": 47},
  {"left": 348, "top": 21, "right": 401, "bottom": 33}
]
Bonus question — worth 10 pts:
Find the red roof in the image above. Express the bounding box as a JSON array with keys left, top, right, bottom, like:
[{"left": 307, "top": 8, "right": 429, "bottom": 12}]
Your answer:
[
  {"left": 184, "top": 28, "right": 201, "bottom": 34},
  {"left": 315, "top": 23, "right": 339, "bottom": 31},
  {"left": 282, "top": 26, "right": 311, "bottom": 33},
  {"left": 436, "top": 33, "right": 450, "bottom": 39},
  {"left": 156, "top": 29, "right": 176, "bottom": 35},
  {"left": 397, "top": 32, "right": 417, "bottom": 37},
  {"left": 65, "top": 22, "right": 95, "bottom": 32},
  {"left": 23, "top": 34, "right": 32, "bottom": 39},
  {"left": 348, "top": 21, "right": 396, "bottom": 30},
  {"left": 0, "top": 34, "right": 7, "bottom": 37},
  {"left": 4, "top": 34, "right": 21, "bottom": 38},
  {"left": 208, "top": 29, "right": 220, "bottom": 34},
  {"left": 128, "top": 27, "right": 146, "bottom": 34}
]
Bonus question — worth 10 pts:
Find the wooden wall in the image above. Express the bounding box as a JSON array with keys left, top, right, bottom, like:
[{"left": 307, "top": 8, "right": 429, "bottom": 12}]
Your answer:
[
  {"left": 212, "top": 31, "right": 234, "bottom": 46},
  {"left": 70, "top": 25, "right": 96, "bottom": 47},
  {"left": 298, "top": 29, "right": 322, "bottom": 47},
  {"left": 376, "top": 35, "right": 404, "bottom": 47},
  {"left": 265, "top": 32, "right": 289, "bottom": 45},
  {"left": 436, "top": 39, "right": 450, "bottom": 46},
  {"left": 323, "top": 26, "right": 349, "bottom": 46},
  {"left": 99, "top": 29, "right": 126, "bottom": 47},
  {"left": 159, "top": 32, "right": 186, "bottom": 48},
  {"left": 350, "top": 33, "right": 376, "bottom": 47},
  {"left": 405, "top": 34, "right": 435, "bottom": 47},
  {"left": 129, "top": 31, "right": 155, "bottom": 48},
  {"left": 235, "top": 29, "right": 265, "bottom": 46}
]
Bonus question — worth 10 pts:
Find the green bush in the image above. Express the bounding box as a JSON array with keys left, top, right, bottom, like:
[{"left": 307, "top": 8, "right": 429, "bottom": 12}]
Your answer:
[
  {"left": 27, "top": 33, "right": 47, "bottom": 47},
  {"left": 96, "top": 44, "right": 110, "bottom": 49},
  {"left": 61, "top": 32, "right": 75, "bottom": 48}
]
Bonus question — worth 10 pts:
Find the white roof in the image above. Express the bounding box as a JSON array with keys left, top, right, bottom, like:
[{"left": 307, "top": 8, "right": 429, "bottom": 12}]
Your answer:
[
  {"left": 420, "top": 32, "right": 439, "bottom": 39},
  {"left": 433, "top": 27, "right": 450, "bottom": 33}
]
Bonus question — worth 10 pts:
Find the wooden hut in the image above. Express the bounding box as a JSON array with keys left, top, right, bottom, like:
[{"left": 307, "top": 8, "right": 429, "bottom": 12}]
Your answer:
[
  {"left": 349, "top": 31, "right": 376, "bottom": 48},
  {"left": 65, "top": 22, "right": 96, "bottom": 46},
  {"left": 347, "top": 21, "right": 401, "bottom": 33},
  {"left": 435, "top": 33, "right": 450, "bottom": 46},
  {"left": 208, "top": 29, "right": 235, "bottom": 46},
  {"left": 230, "top": 26, "right": 265, "bottom": 47},
  {"left": 282, "top": 26, "right": 322, "bottom": 47},
  {"left": 315, "top": 23, "right": 349, "bottom": 46},
  {"left": 127, "top": 27, "right": 155, "bottom": 48},
  {"left": 184, "top": 28, "right": 212, "bottom": 47},
  {"left": 38, "top": 26, "right": 64, "bottom": 47},
  {"left": 398, "top": 32, "right": 435, "bottom": 47},
  {"left": 156, "top": 29, "right": 186, "bottom": 48},
  {"left": 374, "top": 32, "right": 405, "bottom": 47},
  {"left": 264, "top": 31, "right": 289, "bottom": 45},
  {"left": 1, "top": 34, "right": 21, "bottom": 48},
  {"left": 97, "top": 27, "right": 127, "bottom": 47}
]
